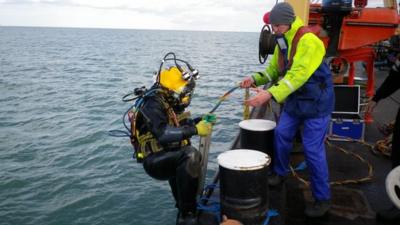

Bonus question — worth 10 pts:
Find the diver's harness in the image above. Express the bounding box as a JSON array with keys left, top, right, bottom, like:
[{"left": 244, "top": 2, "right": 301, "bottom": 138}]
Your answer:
[{"left": 130, "top": 88, "right": 191, "bottom": 162}]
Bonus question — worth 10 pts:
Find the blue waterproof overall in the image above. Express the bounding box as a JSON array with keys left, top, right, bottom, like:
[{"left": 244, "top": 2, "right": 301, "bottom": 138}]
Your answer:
[{"left": 274, "top": 36, "right": 334, "bottom": 201}]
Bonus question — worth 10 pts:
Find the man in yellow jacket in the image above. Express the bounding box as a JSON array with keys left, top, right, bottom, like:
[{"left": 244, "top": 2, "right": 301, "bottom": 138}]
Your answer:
[{"left": 241, "top": 2, "right": 334, "bottom": 217}]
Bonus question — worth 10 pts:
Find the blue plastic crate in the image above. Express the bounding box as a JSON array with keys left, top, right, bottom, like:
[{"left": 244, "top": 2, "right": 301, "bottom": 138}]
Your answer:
[
  {"left": 329, "top": 85, "right": 364, "bottom": 141},
  {"left": 329, "top": 117, "right": 365, "bottom": 141}
]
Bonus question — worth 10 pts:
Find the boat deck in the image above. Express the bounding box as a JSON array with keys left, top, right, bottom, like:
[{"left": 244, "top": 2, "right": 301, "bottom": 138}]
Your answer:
[{"left": 198, "top": 66, "right": 400, "bottom": 225}]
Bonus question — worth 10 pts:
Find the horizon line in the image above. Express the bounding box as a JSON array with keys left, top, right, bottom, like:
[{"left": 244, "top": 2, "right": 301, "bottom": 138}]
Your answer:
[{"left": 0, "top": 24, "right": 259, "bottom": 33}]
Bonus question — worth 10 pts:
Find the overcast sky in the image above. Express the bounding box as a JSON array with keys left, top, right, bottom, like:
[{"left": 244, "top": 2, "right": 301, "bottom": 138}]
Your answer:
[
  {"left": 0, "top": 0, "right": 390, "bottom": 32},
  {"left": 0, "top": 0, "right": 276, "bottom": 32}
]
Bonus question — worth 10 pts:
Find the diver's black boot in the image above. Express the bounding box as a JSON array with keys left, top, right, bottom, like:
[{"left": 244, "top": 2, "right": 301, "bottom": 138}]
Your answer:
[
  {"left": 376, "top": 206, "right": 400, "bottom": 222},
  {"left": 176, "top": 212, "right": 198, "bottom": 225},
  {"left": 305, "top": 200, "right": 331, "bottom": 218}
]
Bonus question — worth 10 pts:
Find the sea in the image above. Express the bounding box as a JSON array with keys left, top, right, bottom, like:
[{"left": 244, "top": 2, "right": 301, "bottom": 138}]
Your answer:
[{"left": 0, "top": 26, "right": 266, "bottom": 225}]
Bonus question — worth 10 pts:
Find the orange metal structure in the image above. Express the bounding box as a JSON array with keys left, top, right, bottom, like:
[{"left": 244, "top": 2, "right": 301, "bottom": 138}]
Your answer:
[
  {"left": 339, "top": 8, "right": 398, "bottom": 50},
  {"left": 308, "top": 2, "right": 399, "bottom": 122}
]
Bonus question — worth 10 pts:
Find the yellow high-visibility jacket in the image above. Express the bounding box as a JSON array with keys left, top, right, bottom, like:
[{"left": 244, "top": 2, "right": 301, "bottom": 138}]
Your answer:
[{"left": 252, "top": 16, "right": 326, "bottom": 103}]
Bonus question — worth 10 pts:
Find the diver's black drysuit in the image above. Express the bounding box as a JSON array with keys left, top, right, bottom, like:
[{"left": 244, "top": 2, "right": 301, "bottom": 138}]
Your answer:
[{"left": 135, "top": 94, "right": 202, "bottom": 217}]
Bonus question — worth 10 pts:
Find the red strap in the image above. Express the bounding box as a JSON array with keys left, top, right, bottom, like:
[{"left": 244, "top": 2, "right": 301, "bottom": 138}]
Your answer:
[{"left": 278, "top": 26, "right": 312, "bottom": 74}]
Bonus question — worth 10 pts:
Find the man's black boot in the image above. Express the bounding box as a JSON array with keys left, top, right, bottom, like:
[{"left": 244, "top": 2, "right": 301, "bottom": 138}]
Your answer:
[
  {"left": 176, "top": 212, "right": 198, "bottom": 225},
  {"left": 376, "top": 206, "right": 400, "bottom": 222},
  {"left": 268, "top": 173, "right": 285, "bottom": 186},
  {"left": 305, "top": 200, "right": 331, "bottom": 217}
]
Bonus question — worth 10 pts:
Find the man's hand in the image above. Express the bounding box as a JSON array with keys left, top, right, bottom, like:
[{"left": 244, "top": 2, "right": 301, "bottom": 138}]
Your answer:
[
  {"left": 244, "top": 88, "right": 272, "bottom": 107},
  {"left": 220, "top": 215, "right": 243, "bottom": 225},
  {"left": 366, "top": 97, "right": 377, "bottom": 114},
  {"left": 240, "top": 76, "right": 255, "bottom": 88}
]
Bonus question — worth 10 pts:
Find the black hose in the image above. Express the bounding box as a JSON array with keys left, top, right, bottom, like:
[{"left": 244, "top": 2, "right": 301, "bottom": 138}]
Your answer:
[
  {"left": 108, "top": 105, "right": 134, "bottom": 138},
  {"left": 209, "top": 85, "right": 240, "bottom": 114}
]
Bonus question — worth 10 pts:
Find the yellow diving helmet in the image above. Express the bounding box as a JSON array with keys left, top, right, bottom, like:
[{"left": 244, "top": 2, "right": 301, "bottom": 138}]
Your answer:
[
  {"left": 156, "top": 52, "right": 199, "bottom": 108},
  {"left": 159, "top": 66, "right": 189, "bottom": 94},
  {"left": 159, "top": 66, "right": 196, "bottom": 107}
]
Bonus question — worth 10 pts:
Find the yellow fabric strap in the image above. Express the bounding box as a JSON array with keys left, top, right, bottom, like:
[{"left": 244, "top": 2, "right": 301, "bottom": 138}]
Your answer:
[{"left": 136, "top": 132, "right": 163, "bottom": 158}]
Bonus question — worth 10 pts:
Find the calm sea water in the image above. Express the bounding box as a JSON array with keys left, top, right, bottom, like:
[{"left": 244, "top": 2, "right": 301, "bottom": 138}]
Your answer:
[{"left": 0, "top": 26, "right": 266, "bottom": 225}]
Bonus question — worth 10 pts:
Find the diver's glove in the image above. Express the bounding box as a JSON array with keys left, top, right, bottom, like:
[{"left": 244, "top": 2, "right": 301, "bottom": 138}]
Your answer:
[
  {"left": 195, "top": 120, "right": 213, "bottom": 137},
  {"left": 193, "top": 113, "right": 217, "bottom": 124}
]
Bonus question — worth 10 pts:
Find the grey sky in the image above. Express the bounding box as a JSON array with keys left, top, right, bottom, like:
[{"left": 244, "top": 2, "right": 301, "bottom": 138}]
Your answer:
[
  {"left": 0, "top": 0, "right": 275, "bottom": 32},
  {"left": 0, "top": 0, "right": 389, "bottom": 32}
]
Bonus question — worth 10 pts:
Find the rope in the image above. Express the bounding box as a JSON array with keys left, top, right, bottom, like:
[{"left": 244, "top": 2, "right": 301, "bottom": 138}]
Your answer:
[
  {"left": 377, "top": 120, "right": 395, "bottom": 136},
  {"left": 242, "top": 83, "right": 262, "bottom": 120},
  {"left": 375, "top": 136, "right": 392, "bottom": 157},
  {"left": 373, "top": 120, "right": 394, "bottom": 157},
  {"left": 326, "top": 138, "right": 374, "bottom": 185},
  {"left": 289, "top": 165, "right": 311, "bottom": 187},
  {"left": 243, "top": 88, "right": 250, "bottom": 120},
  {"left": 289, "top": 136, "right": 375, "bottom": 186}
]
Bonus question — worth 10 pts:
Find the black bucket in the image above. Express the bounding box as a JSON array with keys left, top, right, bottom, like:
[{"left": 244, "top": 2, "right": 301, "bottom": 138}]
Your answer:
[
  {"left": 239, "top": 119, "right": 275, "bottom": 168},
  {"left": 217, "top": 149, "right": 271, "bottom": 225}
]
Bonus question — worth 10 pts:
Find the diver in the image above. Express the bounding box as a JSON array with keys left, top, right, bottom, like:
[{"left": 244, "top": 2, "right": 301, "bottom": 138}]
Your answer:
[{"left": 129, "top": 53, "right": 212, "bottom": 225}]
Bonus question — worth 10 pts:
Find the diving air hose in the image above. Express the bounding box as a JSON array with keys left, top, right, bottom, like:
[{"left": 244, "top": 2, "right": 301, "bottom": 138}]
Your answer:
[
  {"left": 208, "top": 85, "right": 240, "bottom": 114},
  {"left": 208, "top": 84, "right": 251, "bottom": 118}
]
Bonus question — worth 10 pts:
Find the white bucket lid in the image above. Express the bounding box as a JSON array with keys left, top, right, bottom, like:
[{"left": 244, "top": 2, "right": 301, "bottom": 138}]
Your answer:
[
  {"left": 386, "top": 165, "right": 400, "bottom": 209},
  {"left": 217, "top": 149, "right": 271, "bottom": 171},
  {"left": 239, "top": 119, "right": 276, "bottom": 131}
]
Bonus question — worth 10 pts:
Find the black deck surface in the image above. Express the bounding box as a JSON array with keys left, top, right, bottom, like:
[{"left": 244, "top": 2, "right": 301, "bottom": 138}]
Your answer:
[{"left": 198, "top": 66, "right": 400, "bottom": 225}]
